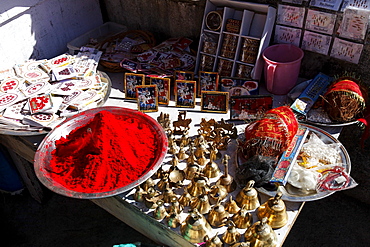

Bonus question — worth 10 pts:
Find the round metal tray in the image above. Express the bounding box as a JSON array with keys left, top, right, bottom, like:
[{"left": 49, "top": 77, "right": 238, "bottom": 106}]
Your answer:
[
  {"left": 0, "top": 71, "right": 112, "bottom": 136},
  {"left": 237, "top": 123, "right": 351, "bottom": 202},
  {"left": 34, "top": 106, "right": 168, "bottom": 199}
]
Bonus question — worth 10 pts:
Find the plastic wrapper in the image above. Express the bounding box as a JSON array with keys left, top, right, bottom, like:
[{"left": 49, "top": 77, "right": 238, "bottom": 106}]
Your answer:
[{"left": 315, "top": 165, "right": 358, "bottom": 192}]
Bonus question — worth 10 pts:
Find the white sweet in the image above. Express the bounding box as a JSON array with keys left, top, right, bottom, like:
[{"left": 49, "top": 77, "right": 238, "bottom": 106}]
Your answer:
[{"left": 288, "top": 164, "right": 320, "bottom": 191}]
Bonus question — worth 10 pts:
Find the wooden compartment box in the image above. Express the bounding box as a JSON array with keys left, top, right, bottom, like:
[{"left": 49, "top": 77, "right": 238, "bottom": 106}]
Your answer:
[{"left": 195, "top": 0, "right": 277, "bottom": 80}]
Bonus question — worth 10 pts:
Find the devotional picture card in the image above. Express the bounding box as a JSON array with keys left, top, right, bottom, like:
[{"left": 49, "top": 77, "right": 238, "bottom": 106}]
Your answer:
[
  {"left": 301, "top": 31, "right": 332, "bottom": 55},
  {"left": 136, "top": 85, "right": 158, "bottom": 113},
  {"left": 230, "top": 95, "right": 273, "bottom": 121},
  {"left": 198, "top": 71, "right": 219, "bottom": 96},
  {"left": 201, "top": 91, "right": 229, "bottom": 113},
  {"left": 337, "top": 7, "right": 370, "bottom": 42},
  {"left": 174, "top": 70, "right": 194, "bottom": 81},
  {"left": 277, "top": 4, "right": 306, "bottom": 28},
  {"left": 174, "top": 80, "right": 196, "bottom": 108},
  {"left": 149, "top": 77, "right": 170, "bottom": 105},
  {"left": 305, "top": 9, "right": 337, "bottom": 35},
  {"left": 282, "top": 0, "right": 304, "bottom": 3},
  {"left": 309, "top": 0, "right": 343, "bottom": 11},
  {"left": 341, "top": 0, "right": 370, "bottom": 11},
  {"left": 330, "top": 38, "right": 363, "bottom": 64},
  {"left": 274, "top": 25, "right": 302, "bottom": 47},
  {"left": 124, "top": 73, "right": 145, "bottom": 99}
]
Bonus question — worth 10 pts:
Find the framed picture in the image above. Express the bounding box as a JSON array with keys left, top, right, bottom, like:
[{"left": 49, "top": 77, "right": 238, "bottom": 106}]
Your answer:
[
  {"left": 201, "top": 91, "right": 229, "bottom": 113},
  {"left": 149, "top": 77, "right": 171, "bottom": 105},
  {"left": 136, "top": 85, "right": 158, "bottom": 112},
  {"left": 230, "top": 95, "right": 273, "bottom": 120},
  {"left": 124, "top": 73, "right": 145, "bottom": 99},
  {"left": 219, "top": 77, "right": 259, "bottom": 96},
  {"left": 175, "top": 80, "right": 196, "bottom": 108},
  {"left": 199, "top": 71, "right": 219, "bottom": 96},
  {"left": 174, "top": 70, "right": 194, "bottom": 81}
]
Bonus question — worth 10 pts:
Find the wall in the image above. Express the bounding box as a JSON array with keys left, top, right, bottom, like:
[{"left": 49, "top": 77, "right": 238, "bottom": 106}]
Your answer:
[
  {"left": 0, "top": 0, "right": 103, "bottom": 70},
  {"left": 101, "top": 0, "right": 370, "bottom": 84}
]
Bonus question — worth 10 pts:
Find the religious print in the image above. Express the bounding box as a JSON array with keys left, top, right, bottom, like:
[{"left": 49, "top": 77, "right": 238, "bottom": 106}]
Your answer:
[
  {"left": 174, "top": 70, "right": 194, "bottom": 81},
  {"left": 277, "top": 4, "right": 306, "bottom": 28},
  {"left": 330, "top": 38, "right": 363, "bottom": 64},
  {"left": 136, "top": 85, "right": 158, "bottom": 113},
  {"left": 337, "top": 7, "right": 370, "bottom": 41},
  {"left": 274, "top": 25, "right": 302, "bottom": 47},
  {"left": 149, "top": 77, "right": 170, "bottom": 105},
  {"left": 305, "top": 9, "right": 337, "bottom": 35},
  {"left": 201, "top": 91, "right": 229, "bottom": 113},
  {"left": 230, "top": 95, "right": 273, "bottom": 121},
  {"left": 302, "top": 31, "right": 332, "bottom": 55},
  {"left": 198, "top": 71, "right": 219, "bottom": 96},
  {"left": 175, "top": 80, "right": 196, "bottom": 108},
  {"left": 124, "top": 73, "right": 145, "bottom": 99}
]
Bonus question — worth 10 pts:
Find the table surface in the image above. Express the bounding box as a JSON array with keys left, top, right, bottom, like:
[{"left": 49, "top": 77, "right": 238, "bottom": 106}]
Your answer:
[{"left": 10, "top": 71, "right": 343, "bottom": 246}]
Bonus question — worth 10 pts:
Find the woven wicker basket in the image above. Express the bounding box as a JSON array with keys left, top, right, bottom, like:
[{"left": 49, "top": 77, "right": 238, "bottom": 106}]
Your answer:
[{"left": 97, "top": 30, "right": 156, "bottom": 73}]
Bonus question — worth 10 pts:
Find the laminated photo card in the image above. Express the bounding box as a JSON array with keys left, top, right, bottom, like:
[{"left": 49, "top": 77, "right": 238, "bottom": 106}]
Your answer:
[
  {"left": 330, "top": 38, "right": 363, "bottom": 64},
  {"left": 337, "top": 7, "right": 370, "bottom": 42},
  {"left": 341, "top": 0, "right": 370, "bottom": 11},
  {"left": 305, "top": 9, "right": 337, "bottom": 35},
  {"left": 310, "top": 0, "right": 343, "bottom": 11},
  {"left": 282, "top": 0, "right": 304, "bottom": 4},
  {"left": 302, "top": 30, "right": 332, "bottom": 55},
  {"left": 277, "top": 4, "right": 306, "bottom": 28},
  {"left": 274, "top": 25, "right": 302, "bottom": 47}
]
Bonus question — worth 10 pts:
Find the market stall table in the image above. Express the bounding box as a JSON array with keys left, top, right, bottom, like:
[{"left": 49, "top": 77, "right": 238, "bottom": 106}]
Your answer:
[{"left": 0, "top": 72, "right": 343, "bottom": 246}]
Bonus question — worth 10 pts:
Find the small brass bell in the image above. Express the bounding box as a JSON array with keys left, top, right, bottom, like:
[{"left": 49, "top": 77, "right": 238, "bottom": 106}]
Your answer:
[
  {"left": 168, "top": 134, "right": 180, "bottom": 154},
  {"left": 180, "top": 209, "right": 212, "bottom": 243},
  {"left": 184, "top": 163, "right": 201, "bottom": 180},
  {"left": 257, "top": 192, "right": 288, "bottom": 229},
  {"left": 177, "top": 145, "right": 189, "bottom": 161},
  {"left": 157, "top": 173, "right": 170, "bottom": 191},
  {"left": 178, "top": 188, "right": 192, "bottom": 207},
  {"left": 153, "top": 200, "right": 168, "bottom": 221},
  {"left": 197, "top": 151, "right": 209, "bottom": 167},
  {"left": 235, "top": 180, "right": 260, "bottom": 210},
  {"left": 187, "top": 176, "right": 210, "bottom": 197},
  {"left": 221, "top": 221, "right": 241, "bottom": 245},
  {"left": 232, "top": 204, "right": 253, "bottom": 229},
  {"left": 190, "top": 194, "right": 211, "bottom": 215},
  {"left": 163, "top": 185, "right": 176, "bottom": 203},
  {"left": 207, "top": 203, "right": 230, "bottom": 227},
  {"left": 225, "top": 196, "right": 240, "bottom": 214},
  {"left": 142, "top": 177, "right": 155, "bottom": 191},
  {"left": 168, "top": 196, "right": 183, "bottom": 215},
  {"left": 166, "top": 211, "right": 182, "bottom": 228},
  {"left": 205, "top": 233, "right": 223, "bottom": 247},
  {"left": 208, "top": 184, "right": 228, "bottom": 204},
  {"left": 216, "top": 154, "right": 237, "bottom": 193},
  {"left": 231, "top": 242, "right": 251, "bottom": 247},
  {"left": 168, "top": 166, "right": 185, "bottom": 184},
  {"left": 186, "top": 142, "right": 197, "bottom": 165},
  {"left": 171, "top": 155, "right": 180, "bottom": 167},
  {"left": 203, "top": 158, "right": 221, "bottom": 178},
  {"left": 144, "top": 187, "right": 161, "bottom": 209},
  {"left": 133, "top": 186, "right": 145, "bottom": 202},
  {"left": 244, "top": 217, "right": 278, "bottom": 247}
]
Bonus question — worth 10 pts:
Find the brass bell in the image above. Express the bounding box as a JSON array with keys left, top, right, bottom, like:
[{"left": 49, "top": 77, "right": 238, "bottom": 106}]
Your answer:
[
  {"left": 186, "top": 142, "right": 197, "bottom": 165},
  {"left": 166, "top": 211, "right": 182, "bottom": 228},
  {"left": 163, "top": 185, "right": 176, "bottom": 203},
  {"left": 177, "top": 145, "right": 189, "bottom": 161},
  {"left": 197, "top": 151, "right": 209, "bottom": 167},
  {"left": 144, "top": 187, "right": 161, "bottom": 209},
  {"left": 208, "top": 184, "right": 228, "bottom": 204},
  {"left": 153, "top": 200, "right": 168, "bottom": 221},
  {"left": 190, "top": 194, "right": 211, "bottom": 215},
  {"left": 184, "top": 163, "right": 202, "bottom": 180},
  {"left": 168, "top": 196, "right": 183, "bottom": 215},
  {"left": 157, "top": 173, "right": 170, "bottom": 191},
  {"left": 225, "top": 196, "right": 240, "bottom": 214},
  {"left": 203, "top": 158, "right": 221, "bottom": 178},
  {"left": 257, "top": 192, "right": 288, "bottom": 229},
  {"left": 221, "top": 221, "right": 241, "bottom": 245},
  {"left": 244, "top": 217, "right": 278, "bottom": 247},
  {"left": 133, "top": 186, "right": 145, "bottom": 202},
  {"left": 181, "top": 209, "right": 212, "bottom": 243},
  {"left": 235, "top": 180, "right": 260, "bottom": 210},
  {"left": 168, "top": 166, "right": 185, "bottom": 184},
  {"left": 207, "top": 203, "right": 230, "bottom": 227},
  {"left": 205, "top": 233, "right": 223, "bottom": 247},
  {"left": 231, "top": 242, "right": 251, "bottom": 247},
  {"left": 178, "top": 188, "right": 192, "bottom": 207},
  {"left": 187, "top": 176, "right": 210, "bottom": 197},
  {"left": 168, "top": 134, "right": 180, "bottom": 154},
  {"left": 232, "top": 204, "right": 253, "bottom": 229},
  {"left": 142, "top": 177, "right": 155, "bottom": 191},
  {"left": 216, "top": 154, "right": 237, "bottom": 193}
]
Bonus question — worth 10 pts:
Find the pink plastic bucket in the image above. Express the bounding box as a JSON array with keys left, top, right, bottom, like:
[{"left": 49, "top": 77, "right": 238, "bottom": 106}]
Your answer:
[{"left": 262, "top": 44, "right": 304, "bottom": 95}]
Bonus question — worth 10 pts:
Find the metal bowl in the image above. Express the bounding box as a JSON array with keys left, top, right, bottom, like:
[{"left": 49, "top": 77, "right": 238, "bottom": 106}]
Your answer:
[{"left": 34, "top": 106, "right": 168, "bottom": 199}]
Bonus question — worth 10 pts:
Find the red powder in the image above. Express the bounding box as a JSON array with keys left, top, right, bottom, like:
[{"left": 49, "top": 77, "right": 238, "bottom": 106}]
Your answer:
[{"left": 47, "top": 110, "right": 158, "bottom": 193}]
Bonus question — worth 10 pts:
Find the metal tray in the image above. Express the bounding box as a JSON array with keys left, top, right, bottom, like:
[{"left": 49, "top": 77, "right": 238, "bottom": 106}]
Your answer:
[
  {"left": 34, "top": 106, "right": 168, "bottom": 199},
  {"left": 238, "top": 123, "right": 351, "bottom": 202}
]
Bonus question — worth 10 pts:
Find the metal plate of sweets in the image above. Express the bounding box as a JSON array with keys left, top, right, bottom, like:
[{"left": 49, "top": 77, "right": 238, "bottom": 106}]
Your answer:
[
  {"left": 0, "top": 71, "right": 112, "bottom": 136},
  {"left": 34, "top": 106, "right": 168, "bottom": 199},
  {"left": 237, "top": 123, "right": 351, "bottom": 202}
]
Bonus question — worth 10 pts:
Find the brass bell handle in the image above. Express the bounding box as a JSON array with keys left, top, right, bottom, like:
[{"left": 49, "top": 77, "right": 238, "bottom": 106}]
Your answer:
[{"left": 246, "top": 180, "right": 255, "bottom": 190}]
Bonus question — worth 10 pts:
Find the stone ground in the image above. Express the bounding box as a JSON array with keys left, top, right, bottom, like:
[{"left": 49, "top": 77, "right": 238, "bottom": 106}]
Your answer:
[{"left": 1, "top": 125, "right": 370, "bottom": 247}]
